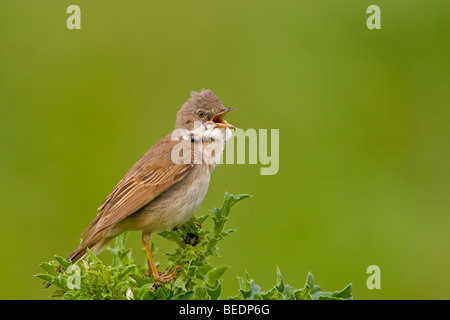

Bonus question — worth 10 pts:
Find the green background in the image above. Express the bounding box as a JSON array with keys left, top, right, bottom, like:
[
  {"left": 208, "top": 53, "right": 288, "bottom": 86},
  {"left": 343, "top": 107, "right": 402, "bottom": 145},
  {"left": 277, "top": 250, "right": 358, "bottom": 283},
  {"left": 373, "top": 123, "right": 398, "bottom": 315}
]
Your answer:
[{"left": 1, "top": 1, "right": 449, "bottom": 299}]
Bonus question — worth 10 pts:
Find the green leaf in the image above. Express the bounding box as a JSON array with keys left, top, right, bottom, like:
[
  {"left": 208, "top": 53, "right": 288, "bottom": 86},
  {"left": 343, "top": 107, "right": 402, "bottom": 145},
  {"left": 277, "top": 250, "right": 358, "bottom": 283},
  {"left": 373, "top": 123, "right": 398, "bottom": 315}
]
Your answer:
[
  {"left": 129, "top": 273, "right": 153, "bottom": 288},
  {"left": 118, "top": 265, "right": 136, "bottom": 280},
  {"left": 281, "top": 284, "right": 298, "bottom": 300},
  {"left": 51, "top": 290, "right": 66, "bottom": 297},
  {"left": 237, "top": 273, "right": 261, "bottom": 300},
  {"left": 35, "top": 273, "right": 54, "bottom": 284},
  {"left": 196, "top": 264, "right": 215, "bottom": 278},
  {"left": 193, "top": 286, "right": 209, "bottom": 300},
  {"left": 275, "top": 267, "right": 285, "bottom": 293},
  {"left": 37, "top": 192, "right": 352, "bottom": 301},
  {"left": 313, "top": 283, "right": 353, "bottom": 300},
  {"left": 222, "top": 229, "right": 235, "bottom": 236},
  {"left": 86, "top": 248, "right": 101, "bottom": 264},
  {"left": 296, "top": 272, "right": 314, "bottom": 300},
  {"left": 306, "top": 272, "right": 314, "bottom": 288},
  {"left": 293, "top": 287, "right": 312, "bottom": 300},
  {"left": 54, "top": 256, "right": 72, "bottom": 271},
  {"left": 206, "top": 265, "right": 228, "bottom": 287},
  {"left": 259, "top": 287, "right": 284, "bottom": 300},
  {"left": 174, "top": 273, "right": 189, "bottom": 292},
  {"left": 134, "top": 283, "right": 155, "bottom": 300},
  {"left": 174, "top": 290, "right": 195, "bottom": 300},
  {"left": 195, "top": 215, "right": 209, "bottom": 225},
  {"left": 206, "top": 282, "right": 222, "bottom": 300},
  {"left": 40, "top": 262, "right": 59, "bottom": 277},
  {"left": 333, "top": 283, "right": 353, "bottom": 299}
]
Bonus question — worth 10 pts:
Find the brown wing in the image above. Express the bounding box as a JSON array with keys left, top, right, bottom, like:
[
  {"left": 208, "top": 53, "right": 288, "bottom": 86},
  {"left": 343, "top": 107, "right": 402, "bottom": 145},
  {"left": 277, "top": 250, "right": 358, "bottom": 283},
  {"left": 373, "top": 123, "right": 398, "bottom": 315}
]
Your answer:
[{"left": 80, "top": 134, "right": 193, "bottom": 238}]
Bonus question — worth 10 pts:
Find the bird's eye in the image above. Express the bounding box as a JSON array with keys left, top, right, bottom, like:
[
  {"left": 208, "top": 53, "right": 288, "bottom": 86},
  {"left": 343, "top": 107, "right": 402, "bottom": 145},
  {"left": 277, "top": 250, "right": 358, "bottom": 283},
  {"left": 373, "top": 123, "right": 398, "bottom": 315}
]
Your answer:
[{"left": 197, "top": 110, "right": 205, "bottom": 118}]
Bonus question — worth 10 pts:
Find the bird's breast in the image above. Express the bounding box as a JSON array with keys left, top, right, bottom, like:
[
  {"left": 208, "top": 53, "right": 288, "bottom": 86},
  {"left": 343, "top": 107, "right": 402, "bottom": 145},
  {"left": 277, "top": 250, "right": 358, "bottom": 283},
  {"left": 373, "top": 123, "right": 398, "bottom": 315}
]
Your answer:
[{"left": 123, "top": 164, "right": 212, "bottom": 233}]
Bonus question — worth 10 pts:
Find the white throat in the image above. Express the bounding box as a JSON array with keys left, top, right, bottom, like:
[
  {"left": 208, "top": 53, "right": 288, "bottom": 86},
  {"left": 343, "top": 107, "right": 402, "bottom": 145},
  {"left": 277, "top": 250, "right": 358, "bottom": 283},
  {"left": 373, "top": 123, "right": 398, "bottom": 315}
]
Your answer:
[{"left": 186, "top": 122, "right": 233, "bottom": 166}]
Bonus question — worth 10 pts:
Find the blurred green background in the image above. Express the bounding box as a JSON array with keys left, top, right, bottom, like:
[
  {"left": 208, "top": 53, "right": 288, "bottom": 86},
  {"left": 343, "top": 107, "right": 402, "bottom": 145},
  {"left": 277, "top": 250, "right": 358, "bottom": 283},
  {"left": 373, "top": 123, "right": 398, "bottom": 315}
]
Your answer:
[{"left": 1, "top": 0, "right": 449, "bottom": 299}]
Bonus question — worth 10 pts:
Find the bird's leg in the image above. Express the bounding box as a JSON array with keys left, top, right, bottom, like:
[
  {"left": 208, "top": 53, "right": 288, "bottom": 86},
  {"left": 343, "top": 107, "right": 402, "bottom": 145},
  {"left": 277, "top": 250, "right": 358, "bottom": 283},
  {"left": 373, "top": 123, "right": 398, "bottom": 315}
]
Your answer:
[
  {"left": 142, "top": 231, "right": 159, "bottom": 278},
  {"left": 141, "top": 231, "right": 182, "bottom": 284}
]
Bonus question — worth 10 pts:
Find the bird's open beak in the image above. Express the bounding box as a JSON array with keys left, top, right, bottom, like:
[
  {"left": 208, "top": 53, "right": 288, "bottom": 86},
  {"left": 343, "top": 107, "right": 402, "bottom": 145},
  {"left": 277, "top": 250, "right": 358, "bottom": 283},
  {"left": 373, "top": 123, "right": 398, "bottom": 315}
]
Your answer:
[{"left": 211, "top": 107, "right": 236, "bottom": 129}]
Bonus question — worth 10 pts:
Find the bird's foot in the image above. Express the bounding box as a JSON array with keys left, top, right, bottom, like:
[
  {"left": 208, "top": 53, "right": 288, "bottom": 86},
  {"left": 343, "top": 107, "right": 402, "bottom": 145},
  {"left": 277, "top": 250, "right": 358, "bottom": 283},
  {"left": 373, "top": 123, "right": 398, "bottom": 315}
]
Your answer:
[{"left": 153, "top": 265, "right": 183, "bottom": 285}]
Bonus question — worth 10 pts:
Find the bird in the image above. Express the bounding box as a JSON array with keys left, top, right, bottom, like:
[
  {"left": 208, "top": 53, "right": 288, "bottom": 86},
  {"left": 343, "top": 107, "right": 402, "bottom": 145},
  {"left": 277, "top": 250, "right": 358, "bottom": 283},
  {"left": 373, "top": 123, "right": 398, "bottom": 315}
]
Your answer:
[{"left": 58, "top": 89, "right": 235, "bottom": 284}]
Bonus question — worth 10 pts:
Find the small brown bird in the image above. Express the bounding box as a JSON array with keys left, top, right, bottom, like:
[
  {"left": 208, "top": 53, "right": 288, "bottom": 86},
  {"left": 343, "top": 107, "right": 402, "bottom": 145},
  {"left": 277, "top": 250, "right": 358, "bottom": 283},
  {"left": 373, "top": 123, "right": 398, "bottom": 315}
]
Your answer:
[{"left": 62, "top": 89, "right": 235, "bottom": 283}]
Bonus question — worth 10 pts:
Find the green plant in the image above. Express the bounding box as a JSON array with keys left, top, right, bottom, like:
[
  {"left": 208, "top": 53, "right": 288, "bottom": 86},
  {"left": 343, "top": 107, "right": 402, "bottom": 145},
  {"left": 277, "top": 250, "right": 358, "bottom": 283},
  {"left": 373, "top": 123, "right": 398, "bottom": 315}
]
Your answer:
[{"left": 36, "top": 192, "right": 353, "bottom": 300}]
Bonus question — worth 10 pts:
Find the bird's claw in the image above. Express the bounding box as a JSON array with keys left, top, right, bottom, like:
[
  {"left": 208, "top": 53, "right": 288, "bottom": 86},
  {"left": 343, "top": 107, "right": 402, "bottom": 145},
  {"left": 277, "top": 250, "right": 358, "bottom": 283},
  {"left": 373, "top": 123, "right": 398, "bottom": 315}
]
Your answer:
[{"left": 153, "top": 265, "right": 183, "bottom": 285}]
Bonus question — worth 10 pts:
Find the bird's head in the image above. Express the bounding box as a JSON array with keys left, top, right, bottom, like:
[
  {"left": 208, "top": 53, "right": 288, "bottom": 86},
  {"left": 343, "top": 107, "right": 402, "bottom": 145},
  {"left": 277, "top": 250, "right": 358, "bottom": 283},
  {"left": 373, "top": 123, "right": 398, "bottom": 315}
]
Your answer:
[{"left": 175, "top": 89, "right": 235, "bottom": 131}]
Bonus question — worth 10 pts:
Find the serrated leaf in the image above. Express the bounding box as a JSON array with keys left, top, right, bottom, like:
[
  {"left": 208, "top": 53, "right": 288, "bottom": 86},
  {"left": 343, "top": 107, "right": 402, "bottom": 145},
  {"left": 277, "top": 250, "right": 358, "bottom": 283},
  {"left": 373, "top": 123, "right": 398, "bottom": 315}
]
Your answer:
[
  {"left": 86, "top": 248, "right": 101, "bottom": 264},
  {"left": 35, "top": 273, "right": 54, "bottom": 283},
  {"left": 237, "top": 273, "right": 250, "bottom": 291},
  {"left": 237, "top": 273, "right": 261, "bottom": 300},
  {"left": 36, "top": 192, "right": 352, "bottom": 301},
  {"left": 195, "top": 215, "right": 209, "bottom": 225},
  {"left": 226, "top": 294, "right": 245, "bottom": 300},
  {"left": 193, "top": 287, "right": 209, "bottom": 300},
  {"left": 330, "top": 284, "right": 353, "bottom": 299},
  {"left": 275, "top": 267, "right": 285, "bottom": 293},
  {"left": 206, "top": 282, "right": 222, "bottom": 300},
  {"left": 310, "top": 284, "right": 322, "bottom": 295},
  {"left": 174, "top": 290, "right": 195, "bottom": 300},
  {"left": 206, "top": 265, "right": 228, "bottom": 287},
  {"left": 281, "top": 284, "right": 297, "bottom": 300},
  {"left": 314, "top": 283, "right": 353, "bottom": 300},
  {"left": 293, "top": 288, "right": 312, "bottom": 300},
  {"left": 174, "top": 274, "right": 189, "bottom": 292},
  {"left": 306, "top": 272, "right": 314, "bottom": 288},
  {"left": 259, "top": 287, "right": 284, "bottom": 300},
  {"left": 51, "top": 290, "right": 66, "bottom": 297},
  {"left": 40, "top": 262, "right": 59, "bottom": 277},
  {"left": 118, "top": 265, "right": 135, "bottom": 280},
  {"left": 196, "top": 264, "right": 215, "bottom": 278},
  {"left": 222, "top": 229, "right": 235, "bottom": 238},
  {"left": 133, "top": 283, "right": 154, "bottom": 300},
  {"left": 54, "top": 256, "right": 72, "bottom": 271}
]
